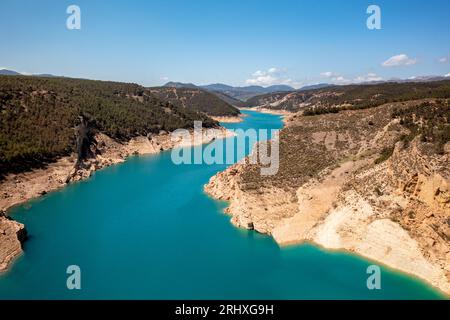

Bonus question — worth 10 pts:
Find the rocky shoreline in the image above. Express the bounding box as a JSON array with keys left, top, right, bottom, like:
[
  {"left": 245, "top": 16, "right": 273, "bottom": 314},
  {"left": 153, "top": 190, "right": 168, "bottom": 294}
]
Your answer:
[
  {"left": 205, "top": 103, "right": 450, "bottom": 296},
  {"left": 211, "top": 115, "right": 246, "bottom": 123},
  {"left": 204, "top": 154, "right": 450, "bottom": 295},
  {"left": 0, "top": 211, "right": 27, "bottom": 272},
  {"left": 0, "top": 127, "right": 233, "bottom": 272}
]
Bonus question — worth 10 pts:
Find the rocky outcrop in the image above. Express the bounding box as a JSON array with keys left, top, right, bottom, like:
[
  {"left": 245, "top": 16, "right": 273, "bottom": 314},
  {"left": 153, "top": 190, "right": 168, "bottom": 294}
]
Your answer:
[
  {"left": 205, "top": 101, "right": 450, "bottom": 295},
  {"left": 205, "top": 164, "right": 297, "bottom": 233},
  {"left": 206, "top": 142, "right": 450, "bottom": 294},
  {"left": 0, "top": 214, "right": 27, "bottom": 272}
]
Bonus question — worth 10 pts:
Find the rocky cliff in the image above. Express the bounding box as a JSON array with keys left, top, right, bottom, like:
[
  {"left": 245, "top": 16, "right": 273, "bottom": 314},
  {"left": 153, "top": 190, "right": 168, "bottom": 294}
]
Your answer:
[
  {"left": 0, "top": 212, "right": 27, "bottom": 272},
  {"left": 205, "top": 99, "right": 450, "bottom": 294}
]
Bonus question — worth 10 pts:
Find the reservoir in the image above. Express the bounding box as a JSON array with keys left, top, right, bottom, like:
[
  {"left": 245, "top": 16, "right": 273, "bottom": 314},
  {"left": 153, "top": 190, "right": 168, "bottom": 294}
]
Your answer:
[{"left": 0, "top": 111, "right": 445, "bottom": 299}]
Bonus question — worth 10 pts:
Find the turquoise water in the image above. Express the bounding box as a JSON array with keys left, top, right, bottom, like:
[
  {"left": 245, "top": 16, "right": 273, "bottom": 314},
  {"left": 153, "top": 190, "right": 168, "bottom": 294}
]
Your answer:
[{"left": 0, "top": 111, "right": 446, "bottom": 299}]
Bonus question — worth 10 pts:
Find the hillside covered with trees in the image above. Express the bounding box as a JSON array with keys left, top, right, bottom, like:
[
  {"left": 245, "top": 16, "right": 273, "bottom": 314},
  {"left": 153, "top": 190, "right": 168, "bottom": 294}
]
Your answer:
[
  {"left": 0, "top": 76, "right": 218, "bottom": 177},
  {"left": 148, "top": 87, "right": 241, "bottom": 116},
  {"left": 244, "top": 80, "right": 450, "bottom": 113}
]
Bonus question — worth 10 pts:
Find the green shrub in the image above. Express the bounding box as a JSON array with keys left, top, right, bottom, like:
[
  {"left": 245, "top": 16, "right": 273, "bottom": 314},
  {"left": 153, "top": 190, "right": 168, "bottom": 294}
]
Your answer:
[{"left": 375, "top": 146, "right": 395, "bottom": 164}]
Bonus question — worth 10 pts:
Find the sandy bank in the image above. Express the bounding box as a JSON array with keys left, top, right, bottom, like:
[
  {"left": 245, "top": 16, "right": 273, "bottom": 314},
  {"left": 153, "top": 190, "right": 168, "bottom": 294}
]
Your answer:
[
  {"left": 211, "top": 115, "right": 246, "bottom": 123},
  {"left": 240, "top": 107, "right": 291, "bottom": 116}
]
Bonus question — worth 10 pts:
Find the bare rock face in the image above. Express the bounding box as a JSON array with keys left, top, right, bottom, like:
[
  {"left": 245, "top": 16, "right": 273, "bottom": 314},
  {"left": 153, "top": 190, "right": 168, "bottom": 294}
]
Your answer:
[
  {"left": 206, "top": 165, "right": 298, "bottom": 233},
  {"left": 205, "top": 100, "right": 450, "bottom": 295},
  {"left": 0, "top": 215, "right": 27, "bottom": 272}
]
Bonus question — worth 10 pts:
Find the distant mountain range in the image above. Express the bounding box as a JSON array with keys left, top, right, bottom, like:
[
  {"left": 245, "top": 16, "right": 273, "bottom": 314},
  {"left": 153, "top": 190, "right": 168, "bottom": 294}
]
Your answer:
[
  {"left": 2, "top": 69, "right": 448, "bottom": 102},
  {"left": 0, "top": 69, "right": 59, "bottom": 78},
  {"left": 386, "top": 75, "right": 449, "bottom": 83},
  {"left": 165, "top": 76, "right": 450, "bottom": 101},
  {"left": 244, "top": 79, "right": 450, "bottom": 112},
  {"left": 0, "top": 69, "right": 22, "bottom": 76},
  {"left": 164, "top": 82, "right": 295, "bottom": 101},
  {"left": 298, "top": 83, "right": 334, "bottom": 91},
  {"left": 164, "top": 81, "right": 198, "bottom": 89}
]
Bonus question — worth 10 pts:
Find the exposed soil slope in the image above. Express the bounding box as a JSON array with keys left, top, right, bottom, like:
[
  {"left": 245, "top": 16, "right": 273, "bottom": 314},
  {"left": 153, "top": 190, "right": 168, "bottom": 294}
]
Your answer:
[{"left": 206, "top": 99, "right": 450, "bottom": 294}]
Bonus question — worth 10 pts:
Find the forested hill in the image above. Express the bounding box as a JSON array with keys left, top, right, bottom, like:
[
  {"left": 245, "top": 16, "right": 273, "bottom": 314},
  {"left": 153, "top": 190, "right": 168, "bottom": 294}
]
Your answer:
[
  {"left": 0, "top": 76, "right": 217, "bottom": 176},
  {"left": 244, "top": 80, "right": 450, "bottom": 113},
  {"left": 148, "top": 87, "right": 241, "bottom": 117}
]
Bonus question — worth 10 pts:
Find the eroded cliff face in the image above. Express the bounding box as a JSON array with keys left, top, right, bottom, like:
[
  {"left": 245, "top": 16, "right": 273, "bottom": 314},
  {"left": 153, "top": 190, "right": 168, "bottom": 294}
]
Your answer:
[
  {"left": 205, "top": 165, "right": 298, "bottom": 233},
  {"left": 205, "top": 100, "right": 450, "bottom": 294},
  {"left": 0, "top": 214, "right": 27, "bottom": 272},
  {"left": 309, "top": 143, "right": 450, "bottom": 294}
]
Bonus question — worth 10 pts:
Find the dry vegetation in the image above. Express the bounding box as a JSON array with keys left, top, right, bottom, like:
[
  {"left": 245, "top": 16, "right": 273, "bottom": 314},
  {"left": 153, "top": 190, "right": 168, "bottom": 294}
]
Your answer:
[{"left": 206, "top": 96, "right": 450, "bottom": 293}]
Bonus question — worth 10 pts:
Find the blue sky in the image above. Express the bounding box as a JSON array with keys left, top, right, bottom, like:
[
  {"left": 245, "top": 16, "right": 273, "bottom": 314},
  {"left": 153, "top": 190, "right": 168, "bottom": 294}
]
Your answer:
[{"left": 1, "top": 0, "right": 450, "bottom": 88}]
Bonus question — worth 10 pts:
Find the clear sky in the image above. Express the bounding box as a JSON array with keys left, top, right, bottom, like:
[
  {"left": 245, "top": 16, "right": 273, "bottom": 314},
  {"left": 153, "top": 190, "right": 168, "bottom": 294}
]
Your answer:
[{"left": 1, "top": 0, "right": 450, "bottom": 88}]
